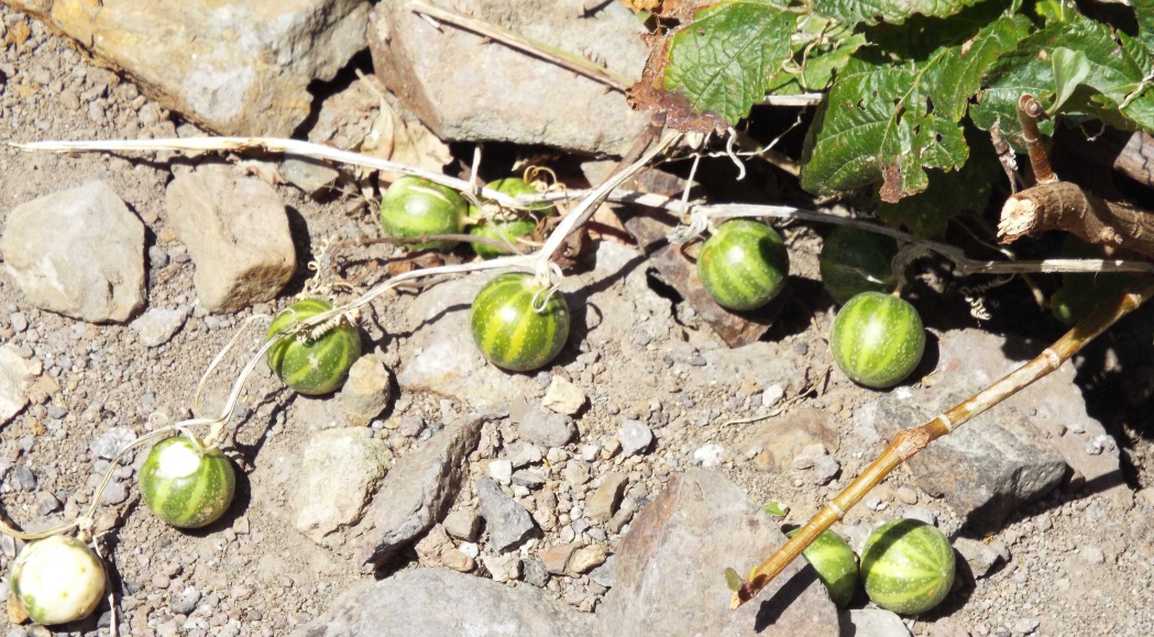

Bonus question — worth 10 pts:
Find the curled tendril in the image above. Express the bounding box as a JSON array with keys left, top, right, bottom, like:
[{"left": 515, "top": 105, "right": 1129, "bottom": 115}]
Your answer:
[
  {"left": 667, "top": 208, "right": 712, "bottom": 245},
  {"left": 530, "top": 261, "right": 565, "bottom": 312}
]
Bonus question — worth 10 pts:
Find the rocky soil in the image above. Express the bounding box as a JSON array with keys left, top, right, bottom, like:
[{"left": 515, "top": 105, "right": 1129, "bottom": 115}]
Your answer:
[{"left": 0, "top": 3, "right": 1153, "bottom": 637}]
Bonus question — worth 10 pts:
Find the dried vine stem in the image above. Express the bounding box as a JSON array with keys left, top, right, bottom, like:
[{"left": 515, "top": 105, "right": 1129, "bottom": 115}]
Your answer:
[
  {"left": 732, "top": 282, "right": 1154, "bottom": 609},
  {"left": 999, "top": 95, "right": 1154, "bottom": 260},
  {"left": 409, "top": 2, "right": 631, "bottom": 92},
  {"left": 17, "top": 137, "right": 1154, "bottom": 278}
]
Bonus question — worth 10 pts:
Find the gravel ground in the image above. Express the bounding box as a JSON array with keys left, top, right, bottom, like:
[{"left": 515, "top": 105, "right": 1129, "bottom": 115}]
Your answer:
[{"left": 0, "top": 7, "right": 1153, "bottom": 637}]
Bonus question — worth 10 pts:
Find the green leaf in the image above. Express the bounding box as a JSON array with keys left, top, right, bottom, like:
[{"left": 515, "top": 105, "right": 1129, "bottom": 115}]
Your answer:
[
  {"left": 812, "top": 0, "right": 984, "bottom": 27},
  {"left": 663, "top": 0, "right": 798, "bottom": 124},
  {"left": 878, "top": 132, "right": 999, "bottom": 237},
  {"left": 1050, "top": 48, "right": 1092, "bottom": 113},
  {"left": 973, "top": 14, "right": 1154, "bottom": 140},
  {"left": 762, "top": 501, "right": 790, "bottom": 516},
  {"left": 723, "top": 567, "right": 744, "bottom": 591},
  {"left": 767, "top": 34, "right": 868, "bottom": 94},
  {"left": 800, "top": 15, "right": 1029, "bottom": 201},
  {"left": 1134, "top": 0, "right": 1154, "bottom": 49}
]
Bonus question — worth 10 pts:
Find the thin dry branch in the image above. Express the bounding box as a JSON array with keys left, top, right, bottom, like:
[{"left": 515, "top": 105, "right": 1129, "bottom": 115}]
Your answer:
[
  {"left": 999, "top": 181, "right": 1154, "bottom": 260},
  {"left": 409, "top": 2, "right": 632, "bottom": 92},
  {"left": 732, "top": 282, "right": 1154, "bottom": 609},
  {"left": 17, "top": 136, "right": 1154, "bottom": 277}
]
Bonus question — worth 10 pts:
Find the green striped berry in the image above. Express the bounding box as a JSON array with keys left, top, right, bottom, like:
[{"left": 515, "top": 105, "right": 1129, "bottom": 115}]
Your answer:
[
  {"left": 471, "top": 273, "right": 570, "bottom": 372},
  {"left": 788, "top": 529, "right": 859, "bottom": 608},
  {"left": 470, "top": 217, "right": 537, "bottom": 259},
  {"left": 698, "top": 219, "right": 789, "bottom": 311},
  {"left": 380, "top": 176, "right": 467, "bottom": 250},
  {"left": 10, "top": 535, "right": 107, "bottom": 626},
  {"left": 139, "top": 436, "right": 237, "bottom": 529},
  {"left": 819, "top": 227, "right": 897, "bottom": 305},
  {"left": 830, "top": 292, "right": 925, "bottom": 389},
  {"left": 267, "top": 298, "right": 362, "bottom": 396},
  {"left": 860, "top": 519, "right": 956, "bottom": 615},
  {"left": 469, "top": 177, "right": 554, "bottom": 259}
]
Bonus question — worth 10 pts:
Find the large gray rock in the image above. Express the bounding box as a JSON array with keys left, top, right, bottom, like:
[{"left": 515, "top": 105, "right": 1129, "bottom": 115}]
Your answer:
[
  {"left": 367, "top": 0, "right": 651, "bottom": 155},
  {"left": 165, "top": 165, "right": 296, "bottom": 312},
  {"left": 293, "top": 569, "right": 597, "bottom": 637},
  {"left": 1, "top": 181, "right": 145, "bottom": 323},
  {"left": 854, "top": 328, "right": 1123, "bottom": 529},
  {"left": 599, "top": 470, "right": 840, "bottom": 636},
  {"left": 292, "top": 428, "right": 391, "bottom": 545},
  {"left": 359, "top": 416, "right": 486, "bottom": 567},
  {"left": 476, "top": 477, "right": 537, "bottom": 552},
  {"left": 0, "top": 346, "right": 41, "bottom": 426},
  {"left": 8, "top": 0, "right": 370, "bottom": 136}
]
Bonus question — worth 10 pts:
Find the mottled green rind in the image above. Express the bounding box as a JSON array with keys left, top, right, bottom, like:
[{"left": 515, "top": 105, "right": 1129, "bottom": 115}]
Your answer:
[
  {"left": 379, "top": 176, "right": 467, "bottom": 250},
  {"left": 831, "top": 292, "right": 925, "bottom": 389},
  {"left": 788, "top": 529, "right": 859, "bottom": 608},
  {"left": 471, "top": 218, "right": 537, "bottom": 259},
  {"left": 469, "top": 177, "right": 554, "bottom": 259},
  {"left": 139, "top": 437, "right": 237, "bottom": 529},
  {"left": 470, "top": 273, "right": 570, "bottom": 372},
  {"left": 697, "top": 220, "right": 789, "bottom": 312},
  {"left": 266, "top": 298, "right": 362, "bottom": 395},
  {"left": 860, "top": 519, "right": 956, "bottom": 615},
  {"left": 11, "top": 535, "right": 107, "bottom": 626},
  {"left": 819, "top": 227, "right": 897, "bottom": 305}
]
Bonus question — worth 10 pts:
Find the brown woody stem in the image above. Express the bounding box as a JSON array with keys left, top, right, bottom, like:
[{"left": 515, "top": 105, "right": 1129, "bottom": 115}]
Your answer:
[
  {"left": 1017, "top": 94, "right": 1057, "bottom": 185},
  {"left": 999, "top": 181, "right": 1154, "bottom": 260},
  {"left": 731, "top": 283, "right": 1154, "bottom": 609}
]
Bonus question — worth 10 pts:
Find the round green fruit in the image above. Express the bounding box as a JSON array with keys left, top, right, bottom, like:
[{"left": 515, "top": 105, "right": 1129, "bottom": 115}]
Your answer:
[
  {"left": 819, "top": 227, "right": 897, "bottom": 305},
  {"left": 469, "top": 177, "right": 554, "bottom": 259},
  {"left": 267, "top": 298, "right": 362, "bottom": 395},
  {"left": 697, "top": 219, "right": 789, "bottom": 311},
  {"left": 860, "top": 519, "right": 956, "bottom": 615},
  {"left": 139, "top": 436, "right": 237, "bottom": 529},
  {"left": 379, "top": 176, "right": 468, "bottom": 250},
  {"left": 788, "top": 529, "right": 858, "bottom": 608},
  {"left": 830, "top": 291, "right": 926, "bottom": 389},
  {"left": 471, "top": 273, "right": 570, "bottom": 372},
  {"left": 470, "top": 217, "right": 537, "bottom": 259},
  {"left": 10, "top": 535, "right": 107, "bottom": 625}
]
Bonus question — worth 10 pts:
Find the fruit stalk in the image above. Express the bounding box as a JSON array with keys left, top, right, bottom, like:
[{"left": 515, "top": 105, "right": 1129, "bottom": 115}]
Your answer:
[{"left": 732, "top": 283, "right": 1154, "bottom": 609}]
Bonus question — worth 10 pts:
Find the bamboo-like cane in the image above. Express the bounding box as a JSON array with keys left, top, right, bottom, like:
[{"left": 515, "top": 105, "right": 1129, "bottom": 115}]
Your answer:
[{"left": 731, "top": 282, "right": 1154, "bottom": 609}]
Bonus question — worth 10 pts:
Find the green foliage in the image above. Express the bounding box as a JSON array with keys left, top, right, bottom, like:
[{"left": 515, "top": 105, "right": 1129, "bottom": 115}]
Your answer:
[
  {"left": 800, "top": 14, "right": 1029, "bottom": 201},
  {"left": 812, "top": 0, "right": 982, "bottom": 27},
  {"left": 656, "top": 0, "right": 1154, "bottom": 228},
  {"left": 663, "top": 1, "right": 797, "bottom": 123},
  {"left": 973, "top": 13, "right": 1154, "bottom": 142}
]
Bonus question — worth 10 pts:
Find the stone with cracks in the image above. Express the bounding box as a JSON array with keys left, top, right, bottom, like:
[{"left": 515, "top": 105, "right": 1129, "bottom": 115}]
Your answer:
[
  {"left": 367, "top": 0, "right": 650, "bottom": 155},
  {"left": 292, "top": 569, "right": 597, "bottom": 637},
  {"left": 599, "top": 470, "right": 840, "bottom": 636},
  {"left": 358, "top": 416, "right": 486, "bottom": 567},
  {"left": 0, "top": 346, "right": 41, "bottom": 427},
  {"left": 8, "top": 0, "right": 370, "bottom": 137},
  {"left": 130, "top": 307, "right": 191, "bottom": 348},
  {"left": 292, "top": 428, "right": 391, "bottom": 545},
  {"left": 855, "top": 328, "right": 1122, "bottom": 528},
  {"left": 165, "top": 165, "right": 296, "bottom": 312},
  {"left": 1, "top": 180, "right": 145, "bottom": 323},
  {"left": 476, "top": 477, "right": 537, "bottom": 552}
]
